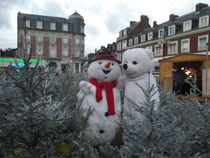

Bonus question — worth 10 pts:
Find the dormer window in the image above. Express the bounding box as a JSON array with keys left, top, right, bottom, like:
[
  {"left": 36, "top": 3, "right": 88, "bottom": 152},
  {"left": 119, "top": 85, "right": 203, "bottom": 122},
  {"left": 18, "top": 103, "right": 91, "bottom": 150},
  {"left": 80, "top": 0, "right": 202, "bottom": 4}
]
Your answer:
[
  {"left": 128, "top": 39, "right": 133, "bottom": 46},
  {"left": 199, "top": 15, "right": 209, "bottom": 28},
  {"left": 119, "top": 31, "right": 123, "bottom": 37},
  {"left": 123, "top": 29, "right": 127, "bottom": 36},
  {"left": 36, "top": 21, "right": 42, "bottom": 29},
  {"left": 26, "top": 20, "right": 30, "bottom": 28},
  {"left": 134, "top": 37, "right": 138, "bottom": 45},
  {"left": 158, "top": 29, "right": 164, "bottom": 38},
  {"left": 168, "top": 25, "right": 175, "bottom": 36},
  {"left": 63, "top": 24, "right": 68, "bottom": 31},
  {"left": 50, "top": 23, "right": 56, "bottom": 30},
  {"left": 148, "top": 32, "right": 153, "bottom": 40},
  {"left": 141, "top": 35, "right": 145, "bottom": 42},
  {"left": 183, "top": 20, "right": 192, "bottom": 32}
]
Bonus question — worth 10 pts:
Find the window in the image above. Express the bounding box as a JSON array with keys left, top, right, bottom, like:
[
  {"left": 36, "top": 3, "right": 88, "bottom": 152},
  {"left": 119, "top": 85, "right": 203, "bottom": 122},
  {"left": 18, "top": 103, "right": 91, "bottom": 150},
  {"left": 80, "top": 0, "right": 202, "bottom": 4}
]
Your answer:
[
  {"left": 26, "top": 34, "right": 30, "bottom": 41},
  {"left": 199, "top": 15, "right": 209, "bottom": 28},
  {"left": 119, "top": 31, "right": 123, "bottom": 37},
  {"left": 158, "top": 29, "right": 164, "bottom": 38},
  {"left": 123, "top": 29, "right": 127, "bottom": 36},
  {"left": 122, "top": 40, "right": 127, "bottom": 49},
  {"left": 37, "top": 36, "right": 43, "bottom": 43},
  {"left": 128, "top": 39, "right": 133, "bottom": 46},
  {"left": 27, "top": 45, "right": 31, "bottom": 55},
  {"left": 198, "top": 35, "right": 208, "bottom": 51},
  {"left": 62, "top": 48, "right": 68, "bottom": 56},
  {"left": 168, "top": 25, "right": 175, "bottom": 35},
  {"left": 181, "top": 39, "right": 190, "bottom": 53},
  {"left": 141, "top": 35, "right": 145, "bottom": 42},
  {"left": 183, "top": 20, "right": 192, "bottom": 32},
  {"left": 80, "top": 39, "right": 84, "bottom": 45},
  {"left": 75, "top": 39, "right": 80, "bottom": 45},
  {"left": 75, "top": 48, "right": 79, "bottom": 57},
  {"left": 36, "top": 21, "right": 42, "bottom": 29},
  {"left": 63, "top": 38, "right": 68, "bottom": 45},
  {"left": 134, "top": 37, "right": 138, "bottom": 45},
  {"left": 117, "top": 42, "right": 121, "bottom": 51},
  {"left": 80, "top": 25, "right": 84, "bottom": 33},
  {"left": 50, "top": 48, "right": 56, "bottom": 57},
  {"left": 148, "top": 32, "right": 153, "bottom": 40},
  {"left": 63, "top": 24, "right": 68, "bottom": 31},
  {"left": 154, "top": 45, "right": 163, "bottom": 56},
  {"left": 37, "top": 46, "right": 43, "bottom": 55},
  {"left": 26, "top": 20, "right": 30, "bottom": 28},
  {"left": 50, "top": 36, "right": 56, "bottom": 44},
  {"left": 168, "top": 41, "right": 178, "bottom": 55},
  {"left": 50, "top": 23, "right": 56, "bottom": 30}
]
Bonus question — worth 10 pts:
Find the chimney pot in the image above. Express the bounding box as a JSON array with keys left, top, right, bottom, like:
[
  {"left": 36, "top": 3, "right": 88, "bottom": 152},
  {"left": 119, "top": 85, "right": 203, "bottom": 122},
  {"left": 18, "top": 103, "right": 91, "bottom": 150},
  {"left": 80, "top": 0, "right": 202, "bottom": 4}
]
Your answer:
[
  {"left": 141, "top": 15, "right": 149, "bottom": 24},
  {"left": 153, "top": 21, "right": 157, "bottom": 27},
  {"left": 196, "top": 3, "right": 208, "bottom": 12}
]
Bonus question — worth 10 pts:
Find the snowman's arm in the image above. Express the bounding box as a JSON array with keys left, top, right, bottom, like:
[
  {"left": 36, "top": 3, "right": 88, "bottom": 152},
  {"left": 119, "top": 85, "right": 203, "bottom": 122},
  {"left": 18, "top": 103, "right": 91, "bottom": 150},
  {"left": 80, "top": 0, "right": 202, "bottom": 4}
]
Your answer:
[
  {"left": 79, "top": 81, "right": 96, "bottom": 96},
  {"left": 117, "top": 75, "right": 126, "bottom": 89}
]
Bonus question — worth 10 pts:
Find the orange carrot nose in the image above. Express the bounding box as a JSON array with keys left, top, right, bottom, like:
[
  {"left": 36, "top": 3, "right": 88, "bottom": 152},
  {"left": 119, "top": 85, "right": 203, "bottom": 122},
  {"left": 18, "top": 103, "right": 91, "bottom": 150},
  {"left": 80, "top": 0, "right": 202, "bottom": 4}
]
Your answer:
[{"left": 104, "top": 61, "right": 111, "bottom": 68}]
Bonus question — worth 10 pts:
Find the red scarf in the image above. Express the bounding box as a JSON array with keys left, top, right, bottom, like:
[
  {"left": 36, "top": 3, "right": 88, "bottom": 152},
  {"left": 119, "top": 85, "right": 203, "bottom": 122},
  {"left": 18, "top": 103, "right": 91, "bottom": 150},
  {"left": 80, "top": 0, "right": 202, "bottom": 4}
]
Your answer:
[{"left": 89, "top": 78, "right": 117, "bottom": 116}]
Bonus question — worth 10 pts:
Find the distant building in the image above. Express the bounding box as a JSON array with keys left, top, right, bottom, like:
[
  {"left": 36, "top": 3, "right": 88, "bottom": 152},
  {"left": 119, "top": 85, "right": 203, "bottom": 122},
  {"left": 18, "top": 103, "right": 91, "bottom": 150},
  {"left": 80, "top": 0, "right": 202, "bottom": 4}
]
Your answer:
[
  {"left": 17, "top": 11, "right": 85, "bottom": 73},
  {"left": 116, "top": 3, "right": 210, "bottom": 76}
]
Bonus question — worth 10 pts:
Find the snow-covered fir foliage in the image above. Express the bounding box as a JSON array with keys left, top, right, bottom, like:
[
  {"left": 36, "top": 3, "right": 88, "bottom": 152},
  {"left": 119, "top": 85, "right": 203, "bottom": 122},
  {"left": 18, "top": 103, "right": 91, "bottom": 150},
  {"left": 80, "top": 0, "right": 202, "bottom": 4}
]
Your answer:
[
  {"left": 100, "top": 87, "right": 210, "bottom": 158},
  {"left": 0, "top": 54, "right": 98, "bottom": 157}
]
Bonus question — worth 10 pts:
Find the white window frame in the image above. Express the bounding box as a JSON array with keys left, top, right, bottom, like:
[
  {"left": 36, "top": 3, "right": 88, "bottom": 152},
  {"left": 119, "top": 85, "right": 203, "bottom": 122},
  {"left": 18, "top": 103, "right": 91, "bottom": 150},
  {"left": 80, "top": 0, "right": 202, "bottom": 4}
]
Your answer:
[
  {"left": 26, "top": 34, "right": 30, "bottom": 42},
  {"left": 50, "top": 23, "right": 56, "bottom": 30},
  {"left": 117, "top": 42, "right": 121, "bottom": 51},
  {"left": 128, "top": 39, "right": 133, "bottom": 46},
  {"left": 154, "top": 44, "right": 163, "bottom": 56},
  {"left": 198, "top": 35, "right": 208, "bottom": 51},
  {"left": 199, "top": 15, "right": 209, "bottom": 28},
  {"left": 26, "top": 20, "right": 30, "bottom": 28},
  {"left": 181, "top": 38, "right": 190, "bottom": 53},
  {"left": 37, "top": 36, "right": 43, "bottom": 43},
  {"left": 36, "top": 21, "right": 42, "bottom": 29},
  {"left": 63, "top": 38, "right": 68, "bottom": 45},
  {"left": 50, "top": 48, "right": 57, "bottom": 58},
  {"left": 50, "top": 36, "right": 56, "bottom": 44},
  {"left": 63, "top": 24, "right": 68, "bottom": 31},
  {"left": 158, "top": 29, "right": 164, "bottom": 38},
  {"left": 148, "top": 32, "right": 153, "bottom": 40},
  {"left": 75, "top": 38, "right": 80, "bottom": 45},
  {"left": 75, "top": 48, "right": 80, "bottom": 57},
  {"left": 168, "top": 25, "right": 175, "bottom": 36},
  {"left": 123, "top": 29, "right": 127, "bottom": 36},
  {"left": 122, "top": 40, "right": 127, "bottom": 49},
  {"left": 141, "top": 35, "right": 145, "bottom": 42},
  {"left": 183, "top": 20, "right": 192, "bottom": 32},
  {"left": 134, "top": 37, "right": 138, "bottom": 45},
  {"left": 167, "top": 41, "right": 178, "bottom": 55},
  {"left": 62, "top": 48, "right": 68, "bottom": 56}
]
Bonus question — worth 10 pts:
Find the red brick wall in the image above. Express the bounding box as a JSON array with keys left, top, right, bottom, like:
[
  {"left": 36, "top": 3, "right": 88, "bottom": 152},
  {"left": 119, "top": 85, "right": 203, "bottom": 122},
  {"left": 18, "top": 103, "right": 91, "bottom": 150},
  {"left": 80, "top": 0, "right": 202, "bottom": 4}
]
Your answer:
[
  {"left": 56, "top": 38, "right": 62, "bottom": 58},
  {"left": 31, "top": 35, "right": 36, "bottom": 56},
  {"left": 43, "top": 37, "right": 49, "bottom": 57}
]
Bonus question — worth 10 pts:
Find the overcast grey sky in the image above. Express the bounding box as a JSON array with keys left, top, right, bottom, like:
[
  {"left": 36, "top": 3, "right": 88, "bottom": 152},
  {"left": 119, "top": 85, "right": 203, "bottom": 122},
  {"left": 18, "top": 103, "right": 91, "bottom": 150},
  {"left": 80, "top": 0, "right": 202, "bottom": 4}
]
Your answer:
[{"left": 0, "top": 0, "right": 210, "bottom": 55}]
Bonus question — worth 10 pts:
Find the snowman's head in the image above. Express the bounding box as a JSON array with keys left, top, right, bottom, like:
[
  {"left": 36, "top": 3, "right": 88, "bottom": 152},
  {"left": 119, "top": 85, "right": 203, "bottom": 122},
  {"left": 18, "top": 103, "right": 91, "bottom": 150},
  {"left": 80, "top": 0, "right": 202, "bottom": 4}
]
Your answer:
[{"left": 88, "top": 59, "right": 121, "bottom": 82}]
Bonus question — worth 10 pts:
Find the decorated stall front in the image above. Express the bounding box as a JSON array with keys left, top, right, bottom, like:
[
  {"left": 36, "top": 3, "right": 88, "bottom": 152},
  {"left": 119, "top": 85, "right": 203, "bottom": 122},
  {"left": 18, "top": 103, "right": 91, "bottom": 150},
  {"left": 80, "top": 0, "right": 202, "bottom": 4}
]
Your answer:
[{"left": 159, "top": 53, "right": 210, "bottom": 101}]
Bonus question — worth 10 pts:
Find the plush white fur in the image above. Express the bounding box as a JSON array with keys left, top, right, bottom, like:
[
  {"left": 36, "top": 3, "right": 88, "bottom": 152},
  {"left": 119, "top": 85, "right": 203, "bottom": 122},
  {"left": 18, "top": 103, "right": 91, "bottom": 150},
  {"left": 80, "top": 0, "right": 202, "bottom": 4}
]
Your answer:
[
  {"left": 77, "top": 59, "right": 121, "bottom": 146},
  {"left": 120, "top": 48, "right": 160, "bottom": 120}
]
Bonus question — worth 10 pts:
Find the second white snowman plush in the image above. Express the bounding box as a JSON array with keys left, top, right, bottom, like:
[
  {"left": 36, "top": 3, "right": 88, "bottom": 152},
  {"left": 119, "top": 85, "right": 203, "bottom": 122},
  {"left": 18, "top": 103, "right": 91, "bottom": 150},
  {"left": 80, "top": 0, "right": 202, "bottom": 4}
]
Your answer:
[
  {"left": 119, "top": 48, "right": 160, "bottom": 120},
  {"left": 77, "top": 53, "right": 121, "bottom": 146}
]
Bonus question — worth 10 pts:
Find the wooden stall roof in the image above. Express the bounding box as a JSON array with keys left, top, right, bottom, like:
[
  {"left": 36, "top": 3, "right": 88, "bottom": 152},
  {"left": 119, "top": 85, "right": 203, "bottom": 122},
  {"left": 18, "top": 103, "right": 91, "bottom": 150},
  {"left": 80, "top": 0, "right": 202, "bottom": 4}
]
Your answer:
[{"left": 159, "top": 53, "right": 210, "bottom": 63}]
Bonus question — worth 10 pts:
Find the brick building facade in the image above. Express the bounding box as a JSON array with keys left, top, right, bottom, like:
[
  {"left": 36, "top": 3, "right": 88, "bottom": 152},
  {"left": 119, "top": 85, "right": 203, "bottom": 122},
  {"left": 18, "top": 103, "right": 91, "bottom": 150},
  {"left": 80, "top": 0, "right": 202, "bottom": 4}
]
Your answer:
[{"left": 17, "top": 11, "right": 85, "bottom": 73}]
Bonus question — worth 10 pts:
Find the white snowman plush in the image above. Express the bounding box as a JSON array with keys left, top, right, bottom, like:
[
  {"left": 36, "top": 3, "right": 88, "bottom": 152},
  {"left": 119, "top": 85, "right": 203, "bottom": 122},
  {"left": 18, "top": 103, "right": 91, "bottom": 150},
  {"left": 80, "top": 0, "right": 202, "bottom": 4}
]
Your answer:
[
  {"left": 119, "top": 48, "right": 160, "bottom": 120},
  {"left": 77, "top": 53, "right": 121, "bottom": 146}
]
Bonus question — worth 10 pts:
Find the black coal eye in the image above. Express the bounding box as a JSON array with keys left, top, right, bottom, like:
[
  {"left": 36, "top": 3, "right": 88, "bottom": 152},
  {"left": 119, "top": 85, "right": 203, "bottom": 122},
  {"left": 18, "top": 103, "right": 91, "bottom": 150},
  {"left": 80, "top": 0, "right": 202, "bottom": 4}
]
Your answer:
[
  {"left": 99, "top": 62, "right": 102, "bottom": 65},
  {"left": 133, "top": 61, "right": 137, "bottom": 65},
  {"left": 112, "top": 63, "right": 114, "bottom": 66}
]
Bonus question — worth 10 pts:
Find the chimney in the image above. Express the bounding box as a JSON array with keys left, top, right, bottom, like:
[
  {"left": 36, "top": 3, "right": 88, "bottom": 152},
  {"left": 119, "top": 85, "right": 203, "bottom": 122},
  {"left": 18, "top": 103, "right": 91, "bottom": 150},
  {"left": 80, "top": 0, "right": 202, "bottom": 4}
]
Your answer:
[
  {"left": 196, "top": 3, "right": 208, "bottom": 12},
  {"left": 130, "top": 21, "right": 137, "bottom": 26},
  {"left": 141, "top": 15, "right": 149, "bottom": 24},
  {"left": 169, "top": 14, "right": 178, "bottom": 22},
  {"left": 153, "top": 21, "right": 157, "bottom": 27}
]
